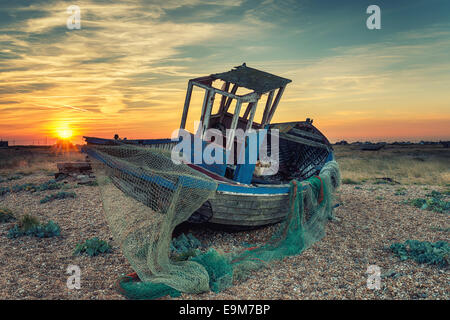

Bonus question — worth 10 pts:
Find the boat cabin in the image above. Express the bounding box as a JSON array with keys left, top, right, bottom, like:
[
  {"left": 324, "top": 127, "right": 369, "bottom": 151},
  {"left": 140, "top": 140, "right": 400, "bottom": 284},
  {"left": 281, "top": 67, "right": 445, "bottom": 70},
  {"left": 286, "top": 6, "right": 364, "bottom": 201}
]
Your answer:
[
  {"left": 177, "top": 63, "right": 295, "bottom": 184},
  {"left": 180, "top": 63, "right": 292, "bottom": 144}
]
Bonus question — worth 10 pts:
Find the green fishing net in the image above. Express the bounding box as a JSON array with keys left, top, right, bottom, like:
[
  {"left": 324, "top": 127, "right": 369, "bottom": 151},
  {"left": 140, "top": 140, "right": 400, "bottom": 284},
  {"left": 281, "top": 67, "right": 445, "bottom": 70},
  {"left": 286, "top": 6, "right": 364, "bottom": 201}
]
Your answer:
[{"left": 86, "top": 143, "right": 340, "bottom": 299}]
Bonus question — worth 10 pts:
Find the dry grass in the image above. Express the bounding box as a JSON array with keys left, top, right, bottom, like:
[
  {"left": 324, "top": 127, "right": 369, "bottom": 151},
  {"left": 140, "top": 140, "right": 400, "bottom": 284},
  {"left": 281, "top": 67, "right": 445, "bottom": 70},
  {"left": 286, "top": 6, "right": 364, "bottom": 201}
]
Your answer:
[
  {"left": 0, "top": 147, "right": 85, "bottom": 176},
  {"left": 334, "top": 145, "right": 450, "bottom": 186}
]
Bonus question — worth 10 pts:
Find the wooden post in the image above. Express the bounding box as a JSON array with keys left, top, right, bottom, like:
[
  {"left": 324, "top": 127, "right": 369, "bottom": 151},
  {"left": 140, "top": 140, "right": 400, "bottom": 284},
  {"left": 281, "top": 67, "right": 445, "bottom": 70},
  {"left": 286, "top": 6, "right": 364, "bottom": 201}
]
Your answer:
[
  {"left": 242, "top": 102, "right": 253, "bottom": 120},
  {"left": 261, "top": 90, "right": 275, "bottom": 127},
  {"left": 226, "top": 99, "right": 243, "bottom": 149},
  {"left": 218, "top": 81, "right": 230, "bottom": 114},
  {"left": 202, "top": 90, "right": 215, "bottom": 138},
  {"left": 245, "top": 100, "right": 259, "bottom": 131},
  {"left": 266, "top": 86, "right": 285, "bottom": 125},
  {"left": 180, "top": 80, "right": 193, "bottom": 129},
  {"left": 220, "top": 83, "right": 238, "bottom": 122},
  {"left": 197, "top": 89, "right": 210, "bottom": 136}
]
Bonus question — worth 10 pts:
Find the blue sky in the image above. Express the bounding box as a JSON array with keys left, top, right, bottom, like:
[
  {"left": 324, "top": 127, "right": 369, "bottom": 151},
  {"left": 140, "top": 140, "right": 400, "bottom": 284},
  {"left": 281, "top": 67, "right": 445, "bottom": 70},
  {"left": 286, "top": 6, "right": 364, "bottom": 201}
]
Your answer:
[{"left": 0, "top": 0, "right": 449, "bottom": 143}]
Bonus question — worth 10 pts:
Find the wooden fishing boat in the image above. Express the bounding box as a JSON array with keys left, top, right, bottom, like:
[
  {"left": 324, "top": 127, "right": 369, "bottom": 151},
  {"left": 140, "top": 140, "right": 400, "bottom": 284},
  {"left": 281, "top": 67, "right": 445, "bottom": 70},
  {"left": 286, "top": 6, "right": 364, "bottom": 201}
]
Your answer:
[{"left": 84, "top": 64, "right": 336, "bottom": 227}]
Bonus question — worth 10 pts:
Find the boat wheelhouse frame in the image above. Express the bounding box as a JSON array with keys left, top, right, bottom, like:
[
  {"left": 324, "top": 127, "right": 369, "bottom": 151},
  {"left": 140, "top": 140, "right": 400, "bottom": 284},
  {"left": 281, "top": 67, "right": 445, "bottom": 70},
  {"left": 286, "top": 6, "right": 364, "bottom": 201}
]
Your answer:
[{"left": 180, "top": 63, "right": 291, "bottom": 148}]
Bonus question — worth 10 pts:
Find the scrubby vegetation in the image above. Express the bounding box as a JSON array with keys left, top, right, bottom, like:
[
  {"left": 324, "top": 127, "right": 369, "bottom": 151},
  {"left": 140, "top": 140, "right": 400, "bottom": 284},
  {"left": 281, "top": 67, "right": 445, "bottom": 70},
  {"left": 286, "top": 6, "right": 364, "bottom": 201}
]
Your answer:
[
  {"left": 40, "top": 191, "right": 76, "bottom": 203},
  {"left": 83, "top": 180, "right": 98, "bottom": 186},
  {"left": 7, "top": 214, "right": 61, "bottom": 238},
  {"left": 0, "top": 208, "right": 15, "bottom": 223},
  {"left": 374, "top": 178, "right": 399, "bottom": 185},
  {"left": 0, "top": 175, "right": 23, "bottom": 183},
  {"left": 74, "top": 237, "right": 112, "bottom": 256},
  {"left": 11, "top": 183, "right": 37, "bottom": 192},
  {"left": 394, "top": 187, "right": 407, "bottom": 196},
  {"left": 13, "top": 179, "right": 64, "bottom": 193},
  {"left": 0, "top": 179, "right": 65, "bottom": 197},
  {"left": 0, "top": 186, "right": 10, "bottom": 196},
  {"left": 406, "top": 190, "right": 449, "bottom": 213},
  {"left": 390, "top": 240, "right": 449, "bottom": 268}
]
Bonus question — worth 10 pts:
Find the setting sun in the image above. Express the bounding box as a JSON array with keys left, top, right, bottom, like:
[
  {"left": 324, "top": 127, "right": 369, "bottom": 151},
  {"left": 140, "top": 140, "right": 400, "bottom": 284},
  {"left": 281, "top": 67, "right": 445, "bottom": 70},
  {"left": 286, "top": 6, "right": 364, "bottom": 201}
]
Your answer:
[{"left": 57, "top": 129, "right": 73, "bottom": 140}]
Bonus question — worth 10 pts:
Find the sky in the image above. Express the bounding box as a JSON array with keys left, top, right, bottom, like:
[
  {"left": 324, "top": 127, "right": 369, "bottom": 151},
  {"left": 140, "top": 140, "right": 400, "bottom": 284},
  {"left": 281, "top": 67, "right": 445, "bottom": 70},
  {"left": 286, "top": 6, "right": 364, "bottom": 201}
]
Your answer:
[{"left": 0, "top": 0, "right": 449, "bottom": 144}]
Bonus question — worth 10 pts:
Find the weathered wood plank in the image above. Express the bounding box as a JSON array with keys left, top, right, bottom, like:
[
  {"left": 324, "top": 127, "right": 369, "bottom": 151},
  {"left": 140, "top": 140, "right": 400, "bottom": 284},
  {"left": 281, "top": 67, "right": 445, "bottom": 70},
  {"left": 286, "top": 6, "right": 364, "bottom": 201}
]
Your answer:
[
  {"left": 57, "top": 162, "right": 92, "bottom": 173},
  {"left": 218, "top": 81, "right": 230, "bottom": 114},
  {"left": 290, "top": 128, "right": 324, "bottom": 141},
  {"left": 266, "top": 86, "right": 285, "bottom": 124},
  {"left": 245, "top": 100, "right": 258, "bottom": 131},
  {"left": 261, "top": 90, "right": 275, "bottom": 127},
  {"left": 197, "top": 89, "right": 211, "bottom": 135},
  {"left": 226, "top": 99, "right": 243, "bottom": 149},
  {"left": 180, "top": 80, "right": 193, "bottom": 129},
  {"left": 209, "top": 215, "right": 285, "bottom": 226},
  {"left": 193, "top": 81, "right": 239, "bottom": 102},
  {"left": 212, "top": 199, "right": 288, "bottom": 211},
  {"left": 280, "top": 132, "right": 329, "bottom": 149},
  {"left": 222, "top": 84, "right": 238, "bottom": 112},
  {"left": 202, "top": 90, "right": 216, "bottom": 136}
]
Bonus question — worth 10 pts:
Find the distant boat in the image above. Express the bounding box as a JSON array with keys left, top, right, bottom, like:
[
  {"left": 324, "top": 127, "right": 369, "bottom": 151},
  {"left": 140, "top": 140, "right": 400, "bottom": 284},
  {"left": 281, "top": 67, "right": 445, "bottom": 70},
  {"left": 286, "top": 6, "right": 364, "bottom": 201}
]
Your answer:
[{"left": 84, "top": 64, "right": 338, "bottom": 228}]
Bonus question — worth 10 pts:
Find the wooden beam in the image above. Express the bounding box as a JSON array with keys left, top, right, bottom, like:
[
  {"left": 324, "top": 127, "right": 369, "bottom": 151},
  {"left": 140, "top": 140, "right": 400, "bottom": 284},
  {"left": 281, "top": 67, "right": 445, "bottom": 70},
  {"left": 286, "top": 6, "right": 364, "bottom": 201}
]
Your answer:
[
  {"left": 261, "top": 90, "right": 275, "bottom": 127},
  {"left": 226, "top": 99, "right": 243, "bottom": 150},
  {"left": 197, "top": 89, "right": 210, "bottom": 136},
  {"left": 218, "top": 81, "right": 230, "bottom": 114},
  {"left": 240, "top": 92, "right": 261, "bottom": 103},
  {"left": 193, "top": 81, "right": 238, "bottom": 101},
  {"left": 202, "top": 90, "right": 216, "bottom": 137},
  {"left": 290, "top": 128, "right": 324, "bottom": 141},
  {"left": 193, "top": 82, "right": 259, "bottom": 104},
  {"left": 180, "top": 80, "right": 193, "bottom": 129},
  {"left": 191, "top": 75, "right": 214, "bottom": 85},
  {"left": 280, "top": 132, "right": 329, "bottom": 149},
  {"left": 220, "top": 83, "right": 238, "bottom": 122},
  {"left": 223, "top": 83, "right": 239, "bottom": 113},
  {"left": 245, "top": 100, "right": 259, "bottom": 131},
  {"left": 266, "top": 86, "right": 285, "bottom": 124},
  {"left": 242, "top": 102, "right": 253, "bottom": 120}
]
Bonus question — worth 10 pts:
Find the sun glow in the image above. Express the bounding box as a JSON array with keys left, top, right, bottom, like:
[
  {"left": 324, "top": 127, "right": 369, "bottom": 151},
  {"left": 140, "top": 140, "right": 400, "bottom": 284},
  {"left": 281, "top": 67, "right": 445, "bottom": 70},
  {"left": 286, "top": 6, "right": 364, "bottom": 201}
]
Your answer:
[{"left": 54, "top": 124, "right": 74, "bottom": 140}]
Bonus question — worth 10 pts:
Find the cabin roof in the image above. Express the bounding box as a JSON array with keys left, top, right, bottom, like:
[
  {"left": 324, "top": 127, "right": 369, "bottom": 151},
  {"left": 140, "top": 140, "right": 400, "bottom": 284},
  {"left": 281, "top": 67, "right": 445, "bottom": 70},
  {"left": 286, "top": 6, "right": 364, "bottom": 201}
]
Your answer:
[{"left": 210, "top": 63, "right": 292, "bottom": 94}]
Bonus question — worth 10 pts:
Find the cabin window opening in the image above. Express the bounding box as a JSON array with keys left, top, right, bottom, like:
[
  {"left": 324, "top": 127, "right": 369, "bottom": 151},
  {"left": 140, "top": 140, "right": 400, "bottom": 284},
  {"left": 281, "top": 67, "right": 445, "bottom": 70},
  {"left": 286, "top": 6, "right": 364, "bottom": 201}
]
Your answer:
[
  {"left": 183, "top": 86, "right": 205, "bottom": 133},
  {"left": 235, "top": 86, "right": 253, "bottom": 96},
  {"left": 225, "top": 99, "right": 238, "bottom": 116}
]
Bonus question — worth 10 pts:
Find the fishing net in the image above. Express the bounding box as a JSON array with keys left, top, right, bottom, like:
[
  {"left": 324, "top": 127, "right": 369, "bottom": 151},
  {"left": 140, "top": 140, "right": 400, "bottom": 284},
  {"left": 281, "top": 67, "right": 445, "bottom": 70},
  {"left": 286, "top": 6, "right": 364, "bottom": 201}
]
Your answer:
[{"left": 85, "top": 143, "right": 340, "bottom": 299}]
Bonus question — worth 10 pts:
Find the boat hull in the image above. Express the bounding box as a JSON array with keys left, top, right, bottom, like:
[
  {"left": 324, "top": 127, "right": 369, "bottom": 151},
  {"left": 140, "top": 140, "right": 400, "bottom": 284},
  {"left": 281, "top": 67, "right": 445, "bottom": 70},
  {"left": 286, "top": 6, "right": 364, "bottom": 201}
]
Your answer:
[
  {"left": 204, "top": 191, "right": 289, "bottom": 227},
  {"left": 83, "top": 120, "right": 334, "bottom": 228}
]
